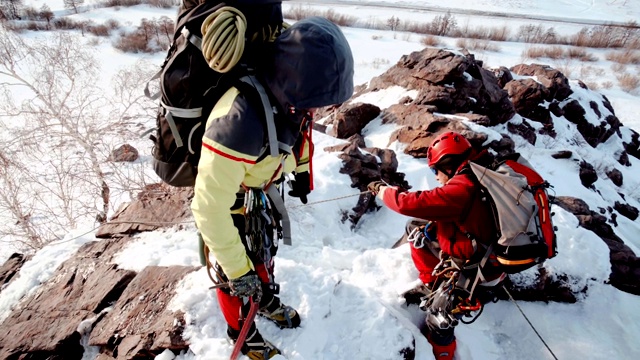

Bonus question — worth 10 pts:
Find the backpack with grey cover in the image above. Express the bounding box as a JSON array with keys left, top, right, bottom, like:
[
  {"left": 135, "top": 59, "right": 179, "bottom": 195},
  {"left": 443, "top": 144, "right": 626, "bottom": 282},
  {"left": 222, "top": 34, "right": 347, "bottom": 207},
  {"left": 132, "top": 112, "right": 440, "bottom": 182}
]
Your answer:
[
  {"left": 145, "top": 0, "right": 284, "bottom": 187},
  {"left": 457, "top": 153, "right": 558, "bottom": 297}
]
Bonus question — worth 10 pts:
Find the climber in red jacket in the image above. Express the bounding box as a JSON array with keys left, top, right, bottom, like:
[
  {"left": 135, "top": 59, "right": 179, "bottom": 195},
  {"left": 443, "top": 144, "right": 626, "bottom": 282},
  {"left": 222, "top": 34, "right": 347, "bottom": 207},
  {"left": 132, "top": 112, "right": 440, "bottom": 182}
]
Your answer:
[{"left": 368, "top": 131, "right": 497, "bottom": 360}]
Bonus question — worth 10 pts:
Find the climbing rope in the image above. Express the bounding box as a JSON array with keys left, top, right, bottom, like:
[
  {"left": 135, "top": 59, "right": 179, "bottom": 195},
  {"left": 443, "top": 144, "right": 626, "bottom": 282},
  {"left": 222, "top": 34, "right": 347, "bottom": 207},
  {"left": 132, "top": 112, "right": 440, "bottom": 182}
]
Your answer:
[
  {"left": 46, "top": 191, "right": 374, "bottom": 245},
  {"left": 503, "top": 285, "right": 559, "bottom": 360},
  {"left": 288, "top": 190, "right": 371, "bottom": 208},
  {"left": 201, "top": 6, "right": 247, "bottom": 73}
]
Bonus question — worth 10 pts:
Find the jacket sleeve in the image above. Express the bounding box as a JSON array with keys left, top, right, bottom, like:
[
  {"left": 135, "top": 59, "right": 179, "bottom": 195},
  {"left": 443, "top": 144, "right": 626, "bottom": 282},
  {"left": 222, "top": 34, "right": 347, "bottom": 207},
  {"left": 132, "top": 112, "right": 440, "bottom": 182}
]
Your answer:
[
  {"left": 191, "top": 88, "right": 262, "bottom": 280},
  {"left": 191, "top": 140, "right": 256, "bottom": 280},
  {"left": 377, "top": 176, "right": 475, "bottom": 221}
]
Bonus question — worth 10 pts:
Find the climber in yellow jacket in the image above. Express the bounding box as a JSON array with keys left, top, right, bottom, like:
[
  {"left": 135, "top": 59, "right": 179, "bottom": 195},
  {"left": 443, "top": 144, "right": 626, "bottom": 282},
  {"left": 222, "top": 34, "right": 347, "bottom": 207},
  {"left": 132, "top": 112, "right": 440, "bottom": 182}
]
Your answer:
[{"left": 191, "top": 16, "right": 354, "bottom": 359}]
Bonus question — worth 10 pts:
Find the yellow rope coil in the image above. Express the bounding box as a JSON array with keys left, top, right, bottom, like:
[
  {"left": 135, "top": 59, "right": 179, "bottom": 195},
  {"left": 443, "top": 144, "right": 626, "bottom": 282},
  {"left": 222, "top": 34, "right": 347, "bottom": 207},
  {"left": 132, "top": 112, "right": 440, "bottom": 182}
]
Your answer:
[{"left": 200, "top": 6, "right": 247, "bottom": 73}]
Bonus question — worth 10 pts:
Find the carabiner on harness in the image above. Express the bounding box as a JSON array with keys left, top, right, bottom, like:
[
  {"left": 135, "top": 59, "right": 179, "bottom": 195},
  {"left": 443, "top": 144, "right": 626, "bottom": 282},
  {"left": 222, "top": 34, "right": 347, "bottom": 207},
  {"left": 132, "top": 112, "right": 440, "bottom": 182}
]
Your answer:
[{"left": 407, "top": 226, "right": 426, "bottom": 249}]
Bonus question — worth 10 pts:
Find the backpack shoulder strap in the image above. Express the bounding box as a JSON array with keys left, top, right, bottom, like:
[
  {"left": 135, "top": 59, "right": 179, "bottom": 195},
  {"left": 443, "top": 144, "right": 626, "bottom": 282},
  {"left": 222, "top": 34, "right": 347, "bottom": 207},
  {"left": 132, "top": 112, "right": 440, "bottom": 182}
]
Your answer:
[{"left": 237, "top": 75, "right": 279, "bottom": 158}]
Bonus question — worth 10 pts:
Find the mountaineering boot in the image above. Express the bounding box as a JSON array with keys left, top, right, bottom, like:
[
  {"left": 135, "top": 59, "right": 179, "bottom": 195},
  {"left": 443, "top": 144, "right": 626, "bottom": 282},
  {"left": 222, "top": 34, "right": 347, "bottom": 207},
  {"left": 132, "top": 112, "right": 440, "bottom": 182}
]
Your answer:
[
  {"left": 429, "top": 337, "right": 456, "bottom": 360},
  {"left": 228, "top": 325, "right": 281, "bottom": 360},
  {"left": 401, "top": 283, "right": 432, "bottom": 306},
  {"left": 258, "top": 295, "right": 301, "bottom": 329}
]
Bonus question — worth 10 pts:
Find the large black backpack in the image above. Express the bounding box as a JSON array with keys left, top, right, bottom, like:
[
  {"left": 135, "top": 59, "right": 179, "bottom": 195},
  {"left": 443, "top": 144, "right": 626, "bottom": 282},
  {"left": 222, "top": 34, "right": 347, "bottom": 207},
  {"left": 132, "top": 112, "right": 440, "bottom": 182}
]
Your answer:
[{"left": 145, "top": 0, "right": 284, "bottom": 187}]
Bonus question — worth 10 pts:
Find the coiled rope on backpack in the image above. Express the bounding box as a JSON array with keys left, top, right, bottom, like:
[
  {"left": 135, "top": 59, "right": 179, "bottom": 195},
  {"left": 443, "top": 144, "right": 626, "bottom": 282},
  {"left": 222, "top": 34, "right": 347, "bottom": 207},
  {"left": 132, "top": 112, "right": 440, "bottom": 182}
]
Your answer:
[{"left": 200, "top": 6, "right": 247, "bottom": 73}]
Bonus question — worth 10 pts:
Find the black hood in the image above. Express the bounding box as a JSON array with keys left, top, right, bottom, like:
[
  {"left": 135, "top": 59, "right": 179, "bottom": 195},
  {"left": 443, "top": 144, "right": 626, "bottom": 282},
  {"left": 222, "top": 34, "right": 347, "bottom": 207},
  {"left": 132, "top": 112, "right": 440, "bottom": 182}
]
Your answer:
[{"left": 264, "top": 16, "right": 355, "bottom": 110}]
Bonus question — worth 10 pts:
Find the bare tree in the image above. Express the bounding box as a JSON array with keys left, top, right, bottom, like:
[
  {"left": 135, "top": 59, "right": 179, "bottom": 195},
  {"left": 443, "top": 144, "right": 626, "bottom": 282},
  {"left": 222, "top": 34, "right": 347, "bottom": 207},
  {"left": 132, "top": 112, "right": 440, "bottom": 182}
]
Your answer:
[
  {"left": 0, "top": 28, "right": 155, "bottom": 252},
  {"left": 387, "top": 16, "right": 400, "bottom": 32},
  {"left": 431, "top": 12, "right": 457, "bottom": 36},
  {"left": 0, "top": 0, "right": 23, "bottom": 20},
  {"left": 63, "top": 0, "right": 84, "bottom": 14},
  {"left": 39, "top": 4, "right": 54, "bottom": 30},
  {"left": 157, "top": 16, "right": 174, "bottom": 46}
]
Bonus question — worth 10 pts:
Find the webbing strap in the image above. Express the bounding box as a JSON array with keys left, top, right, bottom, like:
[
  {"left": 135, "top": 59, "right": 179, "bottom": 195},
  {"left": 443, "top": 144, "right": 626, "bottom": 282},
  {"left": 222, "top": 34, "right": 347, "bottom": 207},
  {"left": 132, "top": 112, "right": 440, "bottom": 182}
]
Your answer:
[
  {"left": 267, "top": 185, "right": 291, "bottom": 245},
  {"left": 144, "top": 70, "right": 162, "bottom": 100},
  {"left": 160, "top": 101, "right": 203, "bottom": 149},
  {"left": 239, "top": 75, "right": 279, "bottom": 158},
  {"left": 183, "top": 27, "right": 203, "bottom": 50},
  {"left": 161, "top": 101, "right": 203, "bottom": 118},
  {"left": 165, "top": 111, "right": 183, "bottom": 148}
]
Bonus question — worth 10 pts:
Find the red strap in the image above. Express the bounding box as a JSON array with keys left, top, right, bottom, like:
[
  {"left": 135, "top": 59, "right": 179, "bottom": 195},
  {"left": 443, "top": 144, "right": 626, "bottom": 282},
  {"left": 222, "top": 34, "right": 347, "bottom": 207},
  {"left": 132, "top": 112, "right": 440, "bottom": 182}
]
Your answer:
[{"left": 229, "top": 298, "right": 259, "bottom": 360}]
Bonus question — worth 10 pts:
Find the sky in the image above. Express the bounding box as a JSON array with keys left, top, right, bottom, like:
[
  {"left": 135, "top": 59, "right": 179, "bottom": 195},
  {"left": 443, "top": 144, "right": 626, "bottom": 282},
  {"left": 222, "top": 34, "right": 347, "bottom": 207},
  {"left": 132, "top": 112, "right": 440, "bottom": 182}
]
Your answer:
[{"left": 1, "top": 1, "right": 640, "bottom": 360}]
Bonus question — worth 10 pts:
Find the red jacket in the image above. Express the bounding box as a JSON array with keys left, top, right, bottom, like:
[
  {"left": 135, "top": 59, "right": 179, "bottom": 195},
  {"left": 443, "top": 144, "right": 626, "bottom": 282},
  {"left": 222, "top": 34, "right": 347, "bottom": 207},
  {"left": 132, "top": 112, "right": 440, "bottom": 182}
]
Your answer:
[{"left": 378, "top": 160, "right": 497, "bottom": 260}]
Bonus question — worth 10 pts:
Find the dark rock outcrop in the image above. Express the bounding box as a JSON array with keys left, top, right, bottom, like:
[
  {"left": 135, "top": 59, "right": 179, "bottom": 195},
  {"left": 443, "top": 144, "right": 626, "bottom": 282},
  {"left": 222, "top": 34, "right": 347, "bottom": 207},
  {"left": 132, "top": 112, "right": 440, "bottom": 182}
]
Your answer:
[
  {"left": 0, "top": 240, "right": 138, "bottom": 360},
  {"left": 504, "top": 78, "right": 551, "bottom": 125},
  {"left": 579, "top": 161, "right": 598, "bottom": 188},
  {"left": 334, "top": 141, "right": 410, "bottom": 226},
  {"left": 510, "top": 63, "right": 572, "bottom": 101},
  {"left": 89, "top": 266, "right": 196, "bottom": 359},
  {"left": 606, "top": 168, "right": 623, "bottom": 187},
  {"left": 555, "top": 196, "right": 640, "bottom": 295},
  {"left": 329, "top": 103, "right": 381, "bottom": 139},
  {"left": 96, "top": 184, "right": 193, "bottom": 238},
  {"left": 614, "top": 201, "right": 639, "bottom": 221},
  {"left": 108, "top": 144, "right": 139, "bottom": 162},
  {"left": 365, "top": 48, "right": 515, "bottom": 125},
  {"left": 0, "top": 253, "right": 28, "bottom": 293},
  {"left": 551, "top": 150, "right": 573, "bottom": 159}
]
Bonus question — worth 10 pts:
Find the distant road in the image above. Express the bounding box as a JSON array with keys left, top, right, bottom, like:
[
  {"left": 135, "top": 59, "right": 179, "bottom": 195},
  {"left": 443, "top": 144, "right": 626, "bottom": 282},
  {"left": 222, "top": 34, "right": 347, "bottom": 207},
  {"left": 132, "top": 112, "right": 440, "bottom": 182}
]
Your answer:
[{"left": 288, "top": 0, "right": 639, "bottom": 28}]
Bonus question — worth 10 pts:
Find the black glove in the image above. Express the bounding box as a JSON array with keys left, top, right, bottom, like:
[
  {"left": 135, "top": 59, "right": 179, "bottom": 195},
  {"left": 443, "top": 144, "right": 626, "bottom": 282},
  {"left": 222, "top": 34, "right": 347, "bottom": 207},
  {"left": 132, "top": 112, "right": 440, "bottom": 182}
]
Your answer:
[
  {"left": 288, "top": 171, "right": 311, "bottom": 204},
  {"left": 367, "top": 181, "right": 385, "bottom": 195},
  {"left": 229, "top": 271, "right": 262, "bottom": 299}
]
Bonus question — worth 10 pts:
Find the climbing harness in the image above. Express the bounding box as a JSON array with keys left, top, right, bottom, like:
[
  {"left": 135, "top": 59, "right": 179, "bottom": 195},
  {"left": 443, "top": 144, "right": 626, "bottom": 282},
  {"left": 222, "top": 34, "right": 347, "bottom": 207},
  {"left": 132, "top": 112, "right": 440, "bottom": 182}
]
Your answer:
[{"left": 420, "top": 257, "right": 486, "bottom": 331}]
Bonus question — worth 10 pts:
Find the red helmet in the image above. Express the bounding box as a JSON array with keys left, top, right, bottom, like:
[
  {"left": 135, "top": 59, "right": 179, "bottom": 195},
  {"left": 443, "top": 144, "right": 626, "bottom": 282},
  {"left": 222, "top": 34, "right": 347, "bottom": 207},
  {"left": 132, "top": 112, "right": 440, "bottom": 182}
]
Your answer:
[{"left": 427, "top": 131, "right": 472, "bottom": 167}]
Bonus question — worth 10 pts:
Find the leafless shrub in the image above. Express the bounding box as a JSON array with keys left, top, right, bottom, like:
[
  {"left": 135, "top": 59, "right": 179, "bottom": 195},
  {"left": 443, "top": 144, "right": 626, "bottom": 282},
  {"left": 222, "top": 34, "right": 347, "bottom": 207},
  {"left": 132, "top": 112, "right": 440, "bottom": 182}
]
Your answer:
[
  {"left": 323, "top": 9, "right": 357, "bottom": 27},
  {"left": 457, "top": 38, "right": 500, "bottom": 52},
  {"left": 21, "top": 6, "right": 40, "bottom": 21},
  {"left": 421, "top": 35, "right": 440, "bottom": 47},
  {"left": 606, "top": 49, "right": 640, "bottom": 64},
  {"left": 102, "top": 0, "right": 143, "bottom": 7},
  {"left": 105, "top": 18, "right": 121, "bottom": 30},
  {"left": 611, "top": 63, "right": 626, "bottom": 73},
  {"left": 283, "top": 5, "right": 316, "bottom": 21},
  {"left": 553, "top": 59, "right": 574, "bottom": 78},
  {"left": 431, "top": 12, "right": 457, "bottom": 36},
  {"left": 3, "top": 21, "right": 28, "bottom": 32},
  {"left": 371, "top": 34, "right": 382, "bottom": 40},
  {"left": 25, "top": 21, "right": 46, "bottom": 31},
  {"left": 523, "top": 46, "right": 545, "bottom": 59},
  {"left": 114, "top": 17, "right": 173, "bottom": 53},
  {"left": 456, "top": 23, "right": 488, "bottom": 39},
  {"left": 567, "top": 47, "right": 598, "bottom": 61},
  {"left": 114, "top": 31, "right": 150, "bottom": 52},
  {"left": 585, "top": 82, "right": 599, "bottom": 90},
  {"left": 523, "top": 45, "right": 564, "bottom": 59},
  {"left": 52, "top": 17, "right": 82, "bottom": 30},
  {"left": 617, "top": 73, "right": 640, "bottom": 92},
  {"left": 601, "top": 81, "right": 614, "bottom": 89},
  {"left": 517, "top": 24, "right": 558, "bottom": 44},
  {"left": 628, "top": 36, "right": 640, "bottom": 50},
  {"left": 402, "top": 20, "right": 431, "bottom": 34},
  {"left": 489, "top": 25, "right": 510, "bottom": 41},
  {"left": 546, "top": 46, "right": 564, "bottom": 59},
  {"left": 580, "top": 65, "right": 606, "bottom": 79},
  {"left": 569, "top": 23, "right": 640, "bottom": 49},
  {"left": 87, "top": 24, "right": 110, "bottom": 37},
  {"left": 146, "top": 0, "right": 176, "bottom": 8}
]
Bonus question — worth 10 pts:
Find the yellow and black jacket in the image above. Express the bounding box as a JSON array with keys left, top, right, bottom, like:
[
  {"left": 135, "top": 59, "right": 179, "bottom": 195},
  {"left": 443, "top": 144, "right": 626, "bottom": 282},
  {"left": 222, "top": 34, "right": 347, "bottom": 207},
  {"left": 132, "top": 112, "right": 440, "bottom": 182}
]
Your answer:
[{"left": 191, "top": 16, "right": 354, "bottom": 280}]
